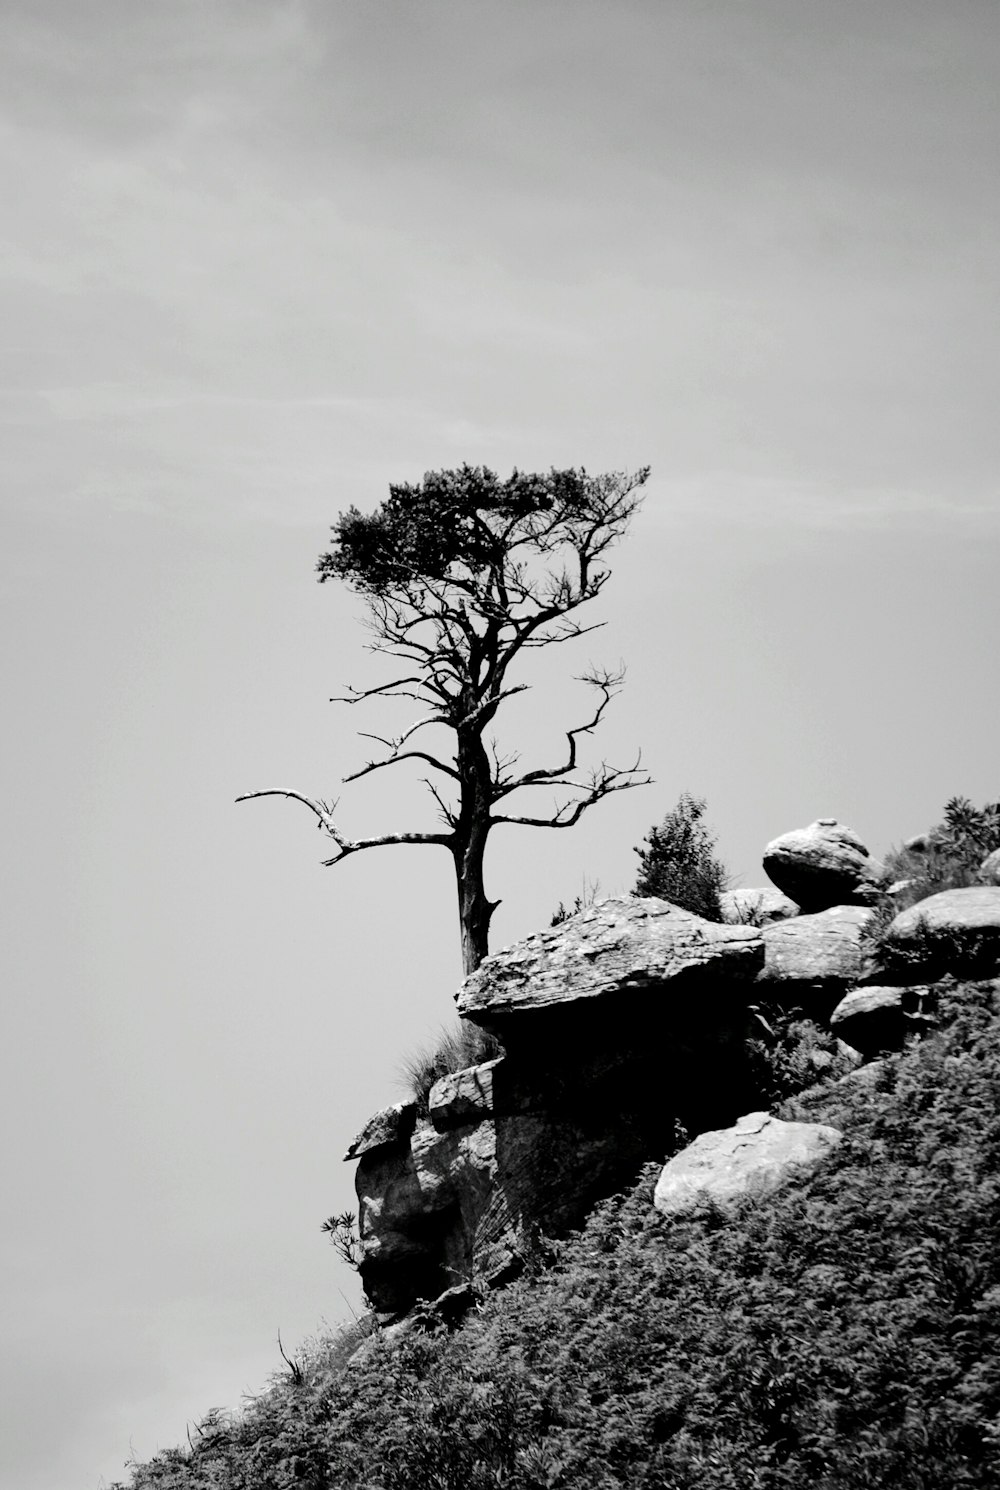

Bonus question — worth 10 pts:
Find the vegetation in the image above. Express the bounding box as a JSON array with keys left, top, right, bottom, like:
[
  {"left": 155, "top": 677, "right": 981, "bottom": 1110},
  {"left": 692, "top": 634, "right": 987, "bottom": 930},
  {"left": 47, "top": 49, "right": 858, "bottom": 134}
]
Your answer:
[
  {"left": 550, "top": 878, "right": 602, "bottom": 926},
  {"left": 114, "top": 979, "right": 1000, "bottom": 1490},
  {"left": 882, "top": 795, "right": 1000, "bottom": 913},
  {"left": 862, "top": 797, "right": 1000, "bottom": 980},
  {"left": 238, "top": 464, "right": 650, "bottom": 974},
  {"left": 745, "top": 998, "right": 859, "bottom": 1107},
  {"left": 633, "top": 791, "right": 729, "bottom": 920},
  {"left": 398, "top": 1020, "right": 502, "bottom": 1114}
]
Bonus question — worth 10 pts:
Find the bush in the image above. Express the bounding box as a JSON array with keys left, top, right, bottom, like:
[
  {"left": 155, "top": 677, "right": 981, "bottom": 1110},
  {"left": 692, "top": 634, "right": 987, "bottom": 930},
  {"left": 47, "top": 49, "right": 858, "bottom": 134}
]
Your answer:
[
  {"left": 633, "top": 792, "right": 729, "bottom": 920},
  {"left": 398, "top": 1021, "right": 502, "bottom": 1114},
  {"left": 745, "top": 1000, "right": 859, "bottom": 1106},
  {"left": 883, "top": 795, "right": 1000, "bottom": 913}
]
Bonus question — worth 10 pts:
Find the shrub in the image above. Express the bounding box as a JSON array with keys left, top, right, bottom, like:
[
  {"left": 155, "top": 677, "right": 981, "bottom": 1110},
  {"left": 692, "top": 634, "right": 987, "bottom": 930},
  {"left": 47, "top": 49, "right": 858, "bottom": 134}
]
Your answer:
[
  {"left": 398, "top": 1021, "right": 502, "bottom": 1114},
  {"left": 883, "top": 795, "right": 1000, "bottom": 913},
  {"left": 633, "top": 792, "right": 729, "bottom": 920},
  {"left": 745, "top": 1000, "right": 859, "bottom": 1106},
  {"left": 550, "top": 878, "right": 602, "bottom": 926}
]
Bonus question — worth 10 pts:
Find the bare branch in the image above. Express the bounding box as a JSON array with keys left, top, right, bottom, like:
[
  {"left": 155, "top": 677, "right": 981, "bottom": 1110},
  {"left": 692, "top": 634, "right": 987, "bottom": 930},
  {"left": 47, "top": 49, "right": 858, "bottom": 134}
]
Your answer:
[
  {"left": 344, "top": 749, "right": 460, "bottom": 785},
  {"left": 424, "top": 776, "right": 458, "bottom": 828},
  {"left": 492, "top": 754, "right": 651, "bottom": 829},
  {"left": 490, "top": 664, "right": 625, "bottom": 801},
  {"left": 320, "top": 827, "right": 453, "bottom": 866},
  {"left": 455, "top": 683, "right": 530, "bottom": 732},
  {"left": 235, "top": 789, "right": 452, "bottom": 864},
  {"left": 331, "top": 677, "right": 435, "bottom": 706}
]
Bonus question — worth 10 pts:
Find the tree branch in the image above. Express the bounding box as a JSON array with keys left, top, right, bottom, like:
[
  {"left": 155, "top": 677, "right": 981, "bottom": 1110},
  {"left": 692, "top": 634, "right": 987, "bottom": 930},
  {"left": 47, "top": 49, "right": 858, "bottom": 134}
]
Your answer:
[
  {"left": 344, "top": 747, "right": 460, "bottom": 784},
  {"left": 490, "top": 665, "right": 625, "bottom": 800},
  {"left": 491, "top": 755, "right": 651, "bottom": 829},
  {"left": 235, "top": 789, "right": 452, "bottom": 864}
]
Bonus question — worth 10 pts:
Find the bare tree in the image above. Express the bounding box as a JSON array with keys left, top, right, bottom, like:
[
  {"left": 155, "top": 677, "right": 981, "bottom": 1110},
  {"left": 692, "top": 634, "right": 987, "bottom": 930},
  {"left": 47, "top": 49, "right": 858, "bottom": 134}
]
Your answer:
[{"left": 238, "top": 464, "right": 651, "bottom": 974}]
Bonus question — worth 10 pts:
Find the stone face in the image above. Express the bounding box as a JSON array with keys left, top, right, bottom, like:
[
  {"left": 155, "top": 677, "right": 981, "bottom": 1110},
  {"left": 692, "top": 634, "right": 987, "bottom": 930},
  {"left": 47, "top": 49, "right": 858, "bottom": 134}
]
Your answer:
[
  {"left": 456, "top": 896, "right": 763, "bottom": 1036},
  {"left": 763, "top": 819, "right": 885, "bottom": 912},
  {"left": 344, "top": 1101, "right": 418, "bottom": 1162},
  {"left": 653, "top": 1111, "right": 842, "bottom": 1218},
  {"left": 756, "top": 905, "right": 874, "bottom": 1003},
  {"left": 830, "top": 985, "right": 937, "bottom": 1057},
  {"left": 885, "top": 887, "right": 1000, "bottom": 978},
  {"left": 720, "top": 887, "right": 799, "bottom": 925},
  {"left": 980, "top": 848, "right": 1000, "bottom": 886}
]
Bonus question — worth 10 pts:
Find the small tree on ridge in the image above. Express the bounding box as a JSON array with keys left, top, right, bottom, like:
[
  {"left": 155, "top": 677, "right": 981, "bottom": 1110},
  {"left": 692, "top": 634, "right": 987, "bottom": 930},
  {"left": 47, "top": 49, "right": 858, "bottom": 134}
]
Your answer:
[
  {"left": 633, "top": 791, "right": 728, "bottom": 921},
  {"left": 238, "top": 464, "right": 651, "bottom": 974}
]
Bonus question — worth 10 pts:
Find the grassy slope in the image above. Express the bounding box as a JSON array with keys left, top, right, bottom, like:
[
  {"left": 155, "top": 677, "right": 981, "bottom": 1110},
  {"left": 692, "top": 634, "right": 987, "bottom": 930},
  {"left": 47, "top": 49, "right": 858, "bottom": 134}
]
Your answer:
[{"left": 116, "top": 979, "right": 1000, "bottom": 1490}]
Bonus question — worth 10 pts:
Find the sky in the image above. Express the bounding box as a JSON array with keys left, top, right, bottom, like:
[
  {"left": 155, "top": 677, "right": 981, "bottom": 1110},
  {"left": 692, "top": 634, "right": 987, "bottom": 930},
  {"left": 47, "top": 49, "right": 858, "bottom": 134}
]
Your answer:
[{"left": 1, "top": 1, "right": 998, "bottom": 1485}]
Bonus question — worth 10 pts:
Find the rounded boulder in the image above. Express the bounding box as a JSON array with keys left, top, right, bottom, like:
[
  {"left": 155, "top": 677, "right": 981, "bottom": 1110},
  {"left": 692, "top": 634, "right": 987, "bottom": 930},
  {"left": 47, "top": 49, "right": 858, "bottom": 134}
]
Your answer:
[{"left": 763, "top": 818, "right": 885, "bottom": 912}]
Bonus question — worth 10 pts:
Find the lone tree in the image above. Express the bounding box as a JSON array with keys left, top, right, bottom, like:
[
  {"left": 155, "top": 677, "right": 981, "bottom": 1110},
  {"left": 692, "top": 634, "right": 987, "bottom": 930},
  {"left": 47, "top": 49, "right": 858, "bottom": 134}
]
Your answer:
[
  {"left": 633, "top": 792, "right": 729, "bottom": 921},
  {"left": 238, "top": 464, "right": 650, "bottom": 974}
]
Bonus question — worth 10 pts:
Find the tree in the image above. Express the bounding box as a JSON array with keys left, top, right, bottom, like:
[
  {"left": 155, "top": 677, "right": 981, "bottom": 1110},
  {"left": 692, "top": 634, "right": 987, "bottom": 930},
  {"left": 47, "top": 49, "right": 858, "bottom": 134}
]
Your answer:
[
  {"left": 633, "top": 791, "right": 728, "bottom": 920},
  {"left": 238, "top": 464, "right": 651, "bottom": 974}
]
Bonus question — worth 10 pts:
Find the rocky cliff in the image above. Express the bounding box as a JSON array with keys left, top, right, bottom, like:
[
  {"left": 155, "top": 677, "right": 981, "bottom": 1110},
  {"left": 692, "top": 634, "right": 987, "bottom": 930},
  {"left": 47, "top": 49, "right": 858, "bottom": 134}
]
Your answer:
[{"left": 346, "top": 818, "right": 1000, "bottom": 1319}]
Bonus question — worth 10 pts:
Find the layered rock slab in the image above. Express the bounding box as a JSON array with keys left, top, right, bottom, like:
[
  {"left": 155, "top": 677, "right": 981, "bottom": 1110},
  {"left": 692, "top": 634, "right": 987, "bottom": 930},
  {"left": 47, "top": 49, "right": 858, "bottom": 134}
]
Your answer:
[
  {"left": 457, "top": 896, "right": 763, "bottom": 1037},
  {"left": 653, "top": 1111, "right": 842, "bottom": 1218},
  {"left": 763, "top": 819, "right": 885, "bottom": 912}
]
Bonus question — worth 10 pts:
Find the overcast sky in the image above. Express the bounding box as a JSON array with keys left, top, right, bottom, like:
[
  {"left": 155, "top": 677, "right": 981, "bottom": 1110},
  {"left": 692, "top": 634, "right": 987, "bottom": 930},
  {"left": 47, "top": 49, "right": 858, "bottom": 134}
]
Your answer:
[{"left": 2, "top": 3, "right": 999, "bottom": 1487}]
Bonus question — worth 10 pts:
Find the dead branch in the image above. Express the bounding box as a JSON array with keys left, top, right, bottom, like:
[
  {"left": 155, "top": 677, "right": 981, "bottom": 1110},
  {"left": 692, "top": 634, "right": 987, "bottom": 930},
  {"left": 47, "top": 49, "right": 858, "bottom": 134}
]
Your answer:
[
  {"left": 492, "top": 753, "right": 651, "bottom": 829},
  {"left": 490, "top": 665, "right": 626, "bottom": 800},
  {"left": 235, "top": 789, "right": 452, "bottom": 864}
]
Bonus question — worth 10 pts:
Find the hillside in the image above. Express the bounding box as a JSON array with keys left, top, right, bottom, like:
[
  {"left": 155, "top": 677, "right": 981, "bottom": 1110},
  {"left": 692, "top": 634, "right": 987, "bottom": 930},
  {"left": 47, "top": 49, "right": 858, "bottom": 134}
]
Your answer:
[{"left": 114, "top": 976, "right": 1000, "bottom": 1490}]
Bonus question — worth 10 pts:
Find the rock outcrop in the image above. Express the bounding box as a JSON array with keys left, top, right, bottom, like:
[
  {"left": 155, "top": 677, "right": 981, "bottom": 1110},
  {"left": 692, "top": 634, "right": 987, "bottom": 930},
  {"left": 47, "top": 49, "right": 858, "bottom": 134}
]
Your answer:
[
  {"left": 980, "top": 848, "right": 1000, "bottom": 886},
  {"left": 756, "top": 905, "right": 874, "bottom": 1009},
  {"left": 830, "top": 985, "right": 938, "bottom": 1057},
  {"left": 457, "top": 897, "right": 762, "bottom": 1042},
  {"left": 352, "top": 897, "right": 766, "bottom": 1315},
  {"left": 884, "top": 887, "right": 1000, "bottom": 979},
  {"left": 344, "top": 819, "right": 996, "bottom": 1323},
  {"left": 763, "top": 819, "right": 885, "bottom": 912},
  {"left": 344, "top": 1101, "right": 417, "bottom": 1161},
  {"left": 653, "top": 1111, "right": 842, "bottom": 1217},
  {"left": 720, "top": 887, "right": 799, "bottom": 925}
]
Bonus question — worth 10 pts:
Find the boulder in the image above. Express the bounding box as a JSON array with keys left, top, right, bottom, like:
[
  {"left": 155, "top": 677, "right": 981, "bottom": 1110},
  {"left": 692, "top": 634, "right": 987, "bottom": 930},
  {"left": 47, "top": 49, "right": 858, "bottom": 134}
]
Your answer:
[
  {"left": 980, "top": 848, "right": 1000, "bottom": 886},
  {"left": 429, "top": 1058, "right": 504, "bottom": 1131},
  {"left": 756, "top": 905, "right": 874, "bottom": 1006},
  {"left": 457, "top": 896, "right": 763, "bottom": 1040},
  {"left": 763, "top": 819, "right": 885, "bottom": 912},
  {"left": 830, "top": 985, "right": 938, "bottom": 1057},
  {"left": 653, "top": 1111, "right": 842, "bottom": 1218},
  {"left": 344, "top": 1101, "right": 418, "bottom": 1162},
  {"left": 883, "top": 887, "right": 1000, "bottom": 979},
  {"left": 720, "top": 887, "right": 799, "bottom": 925}
]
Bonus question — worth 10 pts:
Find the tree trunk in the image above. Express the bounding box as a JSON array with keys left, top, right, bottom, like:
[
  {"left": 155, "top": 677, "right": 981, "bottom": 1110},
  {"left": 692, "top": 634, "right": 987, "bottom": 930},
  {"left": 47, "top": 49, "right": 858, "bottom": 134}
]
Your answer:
[
  {"left": 454, "top": 824, "right": 497, "bottom": 976},
  {"left": 453, "top": 720, "right": 500, "bottom": 976}
]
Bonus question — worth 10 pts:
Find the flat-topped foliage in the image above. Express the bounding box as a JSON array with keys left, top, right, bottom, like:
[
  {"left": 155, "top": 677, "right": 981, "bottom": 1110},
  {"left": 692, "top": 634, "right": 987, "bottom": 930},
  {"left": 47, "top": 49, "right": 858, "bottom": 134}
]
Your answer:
[{"left": 117, "top": 979, "right": 1000, "bottom": 1490}]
